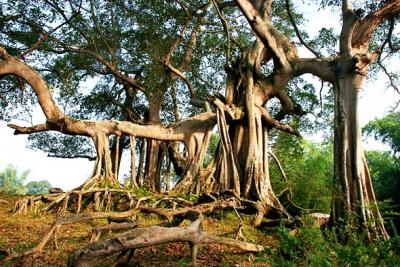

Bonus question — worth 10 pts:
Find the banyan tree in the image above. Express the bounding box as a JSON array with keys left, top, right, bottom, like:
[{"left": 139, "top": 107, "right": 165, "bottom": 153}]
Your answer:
[{"left": 1, "top": 0, "right": 400, "bottom": 238}]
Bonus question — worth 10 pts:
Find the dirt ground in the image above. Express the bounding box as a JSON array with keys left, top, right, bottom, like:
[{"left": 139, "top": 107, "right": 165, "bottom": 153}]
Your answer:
[{"left": 0, "top": 195, "right": 275, "bottom": 266}]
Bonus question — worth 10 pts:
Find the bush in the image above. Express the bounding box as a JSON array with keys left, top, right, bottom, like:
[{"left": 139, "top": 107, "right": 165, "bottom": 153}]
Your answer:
[{"left": 257, "top": 217, "right": 400, "bottom": 266}]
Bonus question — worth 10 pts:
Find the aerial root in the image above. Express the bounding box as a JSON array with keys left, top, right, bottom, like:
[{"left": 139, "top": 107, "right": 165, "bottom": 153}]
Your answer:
[{"left": 11, "top": 189, "right": 138, "bottom": 215}]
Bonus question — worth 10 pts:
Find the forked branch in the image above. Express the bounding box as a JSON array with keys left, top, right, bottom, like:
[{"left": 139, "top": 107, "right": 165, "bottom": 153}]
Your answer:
[
  {"left": 235, "top": 0, "right": 290, "bottom": 69},
  {"left": 285, "top": 0, "right": 320, "bottom": 58}
]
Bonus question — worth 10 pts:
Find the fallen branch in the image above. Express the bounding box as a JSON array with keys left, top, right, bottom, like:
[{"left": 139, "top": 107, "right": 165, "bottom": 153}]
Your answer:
[
  {"left": 68, "top": 217, "right": 264, "bottom": 267},
  {"left": 90, "top": 222, "right": 139, "bottom": 243},
  {"left": 3, "top": 197, "right": 238, "bottom": 263}
]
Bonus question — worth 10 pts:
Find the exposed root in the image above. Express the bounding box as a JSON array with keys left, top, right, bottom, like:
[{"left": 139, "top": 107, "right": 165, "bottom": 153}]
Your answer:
[
  {"left": 5, "top": 192, "right": 297, "bottom": 265},
  {"left": 12, "top": 189, "right": 137, "bottom": 215},
  {"left": 4, "top": 196, "right": 241, "bottom": 263},
  {"left": 233, "top": 207, "right": 247, "bottom": 242},
  {"left": 67, "top": 215, "right": 264, "bottom": 267}
]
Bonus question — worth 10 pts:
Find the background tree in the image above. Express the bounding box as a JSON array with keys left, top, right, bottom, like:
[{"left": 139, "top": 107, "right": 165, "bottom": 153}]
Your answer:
[
  {"left": 364, "top": 112, "right": 400, "bottom": 233},
  {"left": 26, "top": 180, "right": 52, "bottom": 195},
  {"left": 270, "top": 135, "right": 333, "bottom": 214},
  {"left": 0, "top": 165, "right": 28, "bottom": 195}
]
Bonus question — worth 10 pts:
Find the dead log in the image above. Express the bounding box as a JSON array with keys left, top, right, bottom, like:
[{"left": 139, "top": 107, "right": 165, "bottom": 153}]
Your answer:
[
  {"left": 90, "top": 222, "right": 139, "bottom": 243},
  {"left": 310, "top": 213, "right": 330, "bottom": 227},
  {"left": 49, "top": 188, "right": 64, "bottom": 194},
  {"left": 68, "top": 218, "right": 264, "bottom": 267}
]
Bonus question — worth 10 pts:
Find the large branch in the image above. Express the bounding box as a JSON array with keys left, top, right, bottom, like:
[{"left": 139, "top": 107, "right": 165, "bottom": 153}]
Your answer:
[
  {"left": 0, "top": 47, "right": 64, "bottom": 120},
  {"left": 235, "top": 0, "right": 290, "bottom": 69},
  {"left": 0, "top": 47, "right": 216, "bottom": 141},
  {"left": 352, "top": 0, "right": 400, "bottom": 51},
  {"left": 340, "top": 0, "right": 357, "bottom": 58},
  {"left": 294, "top": 58, "right": 335, "bottom": 83},
  {"left": 7, "top": 123, "right": 50, "bottom": 135}
]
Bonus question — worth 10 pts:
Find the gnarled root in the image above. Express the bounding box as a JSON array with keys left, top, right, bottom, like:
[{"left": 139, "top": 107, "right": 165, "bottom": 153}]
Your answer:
[
  {"left": 67, "top": 216, "right": 264, "bottom": 267},
  {"left": 3, "top": 196, "right": 239, "bottom": 263},
  {"left": 12, "top": 189, "right": 135, "bottom": 215}
]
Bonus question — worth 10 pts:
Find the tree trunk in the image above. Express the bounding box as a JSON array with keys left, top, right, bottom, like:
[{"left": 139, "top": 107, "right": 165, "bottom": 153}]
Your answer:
[
  {"left": 331, "top": 73, "right": 388, "bottom": 239},
  {"left": 80, "top": 133, "right": 120, "bottom": 190},
  {"left": 144, "top": 99, "right": 163, "bottom": 192}
]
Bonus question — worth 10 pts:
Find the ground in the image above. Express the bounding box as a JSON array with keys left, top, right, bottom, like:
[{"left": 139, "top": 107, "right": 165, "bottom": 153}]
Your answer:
[{"left": 0, "top": 194, "right": 276, "bottom": 266}]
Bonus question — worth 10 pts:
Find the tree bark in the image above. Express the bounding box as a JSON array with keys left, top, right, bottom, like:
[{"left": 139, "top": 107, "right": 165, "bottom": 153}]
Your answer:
[{"left": 331, "top": 71, "right": 389, "bottom": 239}]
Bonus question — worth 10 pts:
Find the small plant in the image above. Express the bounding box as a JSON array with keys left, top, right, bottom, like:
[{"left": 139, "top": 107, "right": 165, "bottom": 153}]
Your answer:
[{"left": 267, "top": 216, "right": 400, "bottom": 266}]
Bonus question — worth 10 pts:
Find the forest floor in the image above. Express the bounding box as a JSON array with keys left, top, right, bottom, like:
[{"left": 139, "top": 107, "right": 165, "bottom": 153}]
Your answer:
[{"left": 0, "top": 194, "right": 276, "bottom": 266}]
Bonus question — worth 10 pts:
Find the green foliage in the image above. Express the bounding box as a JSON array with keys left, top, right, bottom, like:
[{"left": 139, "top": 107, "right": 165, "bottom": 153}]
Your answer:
[
  {"left": 363, "top": 113, "right": 400, "bottom": 232},
  {"left": 270, "top": 136, "right": 333, "bottom": 212},
  {"left": 364, "top": 112, "right": 400, "bottom": 155},
  {"left": 270, "top": 222, "right": 331, "bottom": 266},
  {"left": 26, "top": 180, "right": 52, "bottom": 195},
  {"left": 204, "top": 133, "right": 220, "bottom": 167},
  {"left": 256, "top": 218, "right": 400, "bottom": 266},
  {"left": 367, "top": 150, "right": 400, "bottom": 202},
  {"left": 0, "top": 164, "right": 28, "bottom": 195}
]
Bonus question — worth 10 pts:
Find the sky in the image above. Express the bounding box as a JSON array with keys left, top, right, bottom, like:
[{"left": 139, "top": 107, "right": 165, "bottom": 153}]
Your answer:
[{"left": 0, "top": 2, "right": 398, "bottom": 190}]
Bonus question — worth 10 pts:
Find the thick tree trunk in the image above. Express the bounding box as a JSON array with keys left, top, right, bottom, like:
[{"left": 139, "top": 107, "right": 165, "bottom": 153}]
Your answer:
[
  {"left": 80, "top": 133, "right": 120, "bottom": 190},
  {"left": 144, "top": 99, "right": 163, "bottom": 192},
  {"left": 331, "top": 73, "right": 388, "bottom": 239}
]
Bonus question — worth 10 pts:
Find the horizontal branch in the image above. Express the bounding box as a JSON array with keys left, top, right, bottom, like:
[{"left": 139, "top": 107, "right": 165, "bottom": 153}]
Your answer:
[
  {"left": 294, "top": 58, "right": 335, "bottom": 83},
  {"left": 8, "top": 123, "right": 50, "bottom": 135},
  {"left": 259, "top": 107, "right": 299, "bottom": 136}
]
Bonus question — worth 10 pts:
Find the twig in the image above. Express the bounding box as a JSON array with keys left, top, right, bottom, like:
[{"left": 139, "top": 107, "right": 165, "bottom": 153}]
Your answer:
[{"left": 18, "top": 0, "right": 82, "bottom": 59}]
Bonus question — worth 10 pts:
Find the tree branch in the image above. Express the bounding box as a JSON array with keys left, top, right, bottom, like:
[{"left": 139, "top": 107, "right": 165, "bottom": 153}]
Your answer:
[
  {"left": 212, "top": 0, "right": 232, "bottom": 64},
  {"left": 235, "top": 0, "right": 290, "bottom": 70},
  {"left": 340, "top": 8, "right": 357, "bottom": 58},
  {"left": 285, "top": 0, "right": 320, "bottom": 58},
  {"left": 164, "top": 63, "right": 196, "bottom": 98},
  {"left": 294, "top": 58, "right": 335, "bottom": 83},
  {"left": 352, "top": 1, "right": 400, "bottom": 51},
  {"left": 378, "top": 61, "right": 400, "bottom": 94},
  {"left": 52, "top": 41, "right": 146, "bottom": 93},
  {"left": 18, "top": 1, "right": 82, "bottom": 59},
  {"left": 0, "top": 47, "right": 64, "bottom": 120},
  {"left": 259, "top": 107, "right": 299, "bottom": 136},
  {"left": 7, "top": 123, "right": 50, "bottom": 135}
]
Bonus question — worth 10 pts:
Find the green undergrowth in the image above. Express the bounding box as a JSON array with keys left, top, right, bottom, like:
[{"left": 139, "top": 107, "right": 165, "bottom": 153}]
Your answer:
[{"left": 255, "top": 217, "right": 400, "bottom": 267}]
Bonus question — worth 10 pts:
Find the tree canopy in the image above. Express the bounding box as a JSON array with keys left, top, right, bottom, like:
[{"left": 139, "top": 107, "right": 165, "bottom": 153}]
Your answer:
[{"left": 0, "top": 164, "right": 28, "bottom": 195}]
